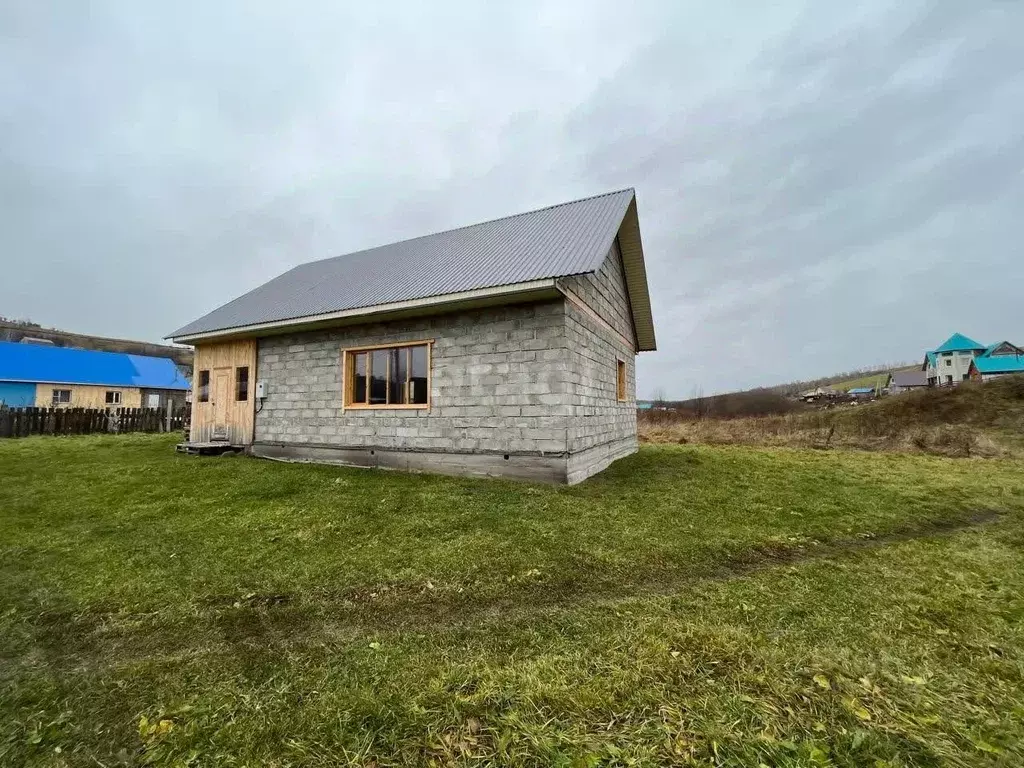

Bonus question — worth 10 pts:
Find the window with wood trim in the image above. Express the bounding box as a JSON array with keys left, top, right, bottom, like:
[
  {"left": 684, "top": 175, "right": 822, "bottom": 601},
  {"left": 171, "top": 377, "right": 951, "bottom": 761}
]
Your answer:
[
  {"left": 344, "top": 341, "right": 430, "bottom": 408},
  {"left": 52, "top": 389, "right": 71, "bottom": 405},
  {"left": 235, "top": 366, "right": 249, "bottom": 401},
  {"left": 197, "top": 370, "right": 210, "bottom": 402},
  {"left": 104, "top": 391, "right": 121, "bottom": 405},
  {"left": 616, "top": 359, "right": 627, "bottom": 401}
]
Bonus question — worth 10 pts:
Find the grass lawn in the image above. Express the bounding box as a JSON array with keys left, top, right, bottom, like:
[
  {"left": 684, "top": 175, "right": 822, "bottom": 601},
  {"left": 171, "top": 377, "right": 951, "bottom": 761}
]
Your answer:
[{"left": 2, "top": 434, "right": 1024, "bottom": 766}]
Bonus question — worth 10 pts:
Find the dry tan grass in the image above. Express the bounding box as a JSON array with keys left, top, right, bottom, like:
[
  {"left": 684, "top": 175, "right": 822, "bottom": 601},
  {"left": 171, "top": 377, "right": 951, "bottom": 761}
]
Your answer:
[
  {"left": 640, "top": 376, "right": 1024, "bottom": 458},
  {"left": 639, "top": 416, "right": 1010, "bottom": 457}
]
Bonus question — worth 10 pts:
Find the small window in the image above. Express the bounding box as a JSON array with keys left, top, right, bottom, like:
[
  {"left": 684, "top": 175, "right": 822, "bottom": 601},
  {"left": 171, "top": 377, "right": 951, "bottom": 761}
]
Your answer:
[
  {"left": 105, "top": 391, "right": 122, "bottom": 405},
  {"left": 146, "top": 393, "right": 160, "bottom": 408},
  {"left": 616, "top": 359, "right": 627, "bottom": 401},
  {"left": 235, "top": 366, "right": 249, "bottom": 401},
  {"left": 198, "top": 370, "right": 210, "bottom": 402},
  {"left": 944, "top": 358, "right": 952, "bottom": 366},
  {"left": 51, "top": 389, "right": 71, "bottom": 405},
  {"left": 946, "top": 375, "right": 953, "bottom": 384},
  {"left": 344, "top": 342, "right": 430, "bottom": 408},
  {"left": 962, "top": 373, "right": 970, "bottom": 381}
]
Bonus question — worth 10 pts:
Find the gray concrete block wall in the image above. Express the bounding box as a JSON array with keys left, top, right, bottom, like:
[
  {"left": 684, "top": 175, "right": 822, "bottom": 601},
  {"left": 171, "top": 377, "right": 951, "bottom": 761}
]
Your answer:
[
  {"left": 251, "top": 241, "right": 642, "bottom": 484},
  {"left": 558, "top": 239, "right": 636, "bottom": 343},
  {"left": 566, "top": 437, "right": 638, "bottom": 485},
  {"left": 564, "top": 303, "right": 638, "bottom": 455},
  {"left": 254, "top": 300, "right": 572, "bottom": 457},
  {"left": 560, "top": 240, "right": 639, "bottom": 462}
]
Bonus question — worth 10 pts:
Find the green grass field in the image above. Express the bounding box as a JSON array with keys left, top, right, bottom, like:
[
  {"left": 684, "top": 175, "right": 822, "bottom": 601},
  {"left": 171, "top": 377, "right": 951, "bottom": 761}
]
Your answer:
[
  {"left": 829, "top": 366, "right": 919, "bottom": 393},
  {"left": 2, "top": 434, "right": 1024, "bottom": 766}
]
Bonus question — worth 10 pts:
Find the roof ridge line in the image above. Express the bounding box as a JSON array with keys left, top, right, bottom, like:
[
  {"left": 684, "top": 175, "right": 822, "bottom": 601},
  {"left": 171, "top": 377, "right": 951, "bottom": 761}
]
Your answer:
[{"left": 303, "top": 187, "right": 635, "bottom": 267}]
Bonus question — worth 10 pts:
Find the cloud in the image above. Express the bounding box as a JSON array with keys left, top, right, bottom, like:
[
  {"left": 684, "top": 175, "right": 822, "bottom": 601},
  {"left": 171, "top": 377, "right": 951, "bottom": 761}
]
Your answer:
[{"left": 1, "top": 0, "right": 1021, "bottom": 395}]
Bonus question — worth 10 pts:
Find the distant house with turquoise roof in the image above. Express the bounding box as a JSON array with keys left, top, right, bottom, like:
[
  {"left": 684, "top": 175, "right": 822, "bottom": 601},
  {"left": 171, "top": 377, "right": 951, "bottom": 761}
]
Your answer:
[
  {"left": 922, "top": 333, "right": 1023, "bottom": 386},
  {"left": 968, "top": 342, "right": 1024, "bottom": 382}
]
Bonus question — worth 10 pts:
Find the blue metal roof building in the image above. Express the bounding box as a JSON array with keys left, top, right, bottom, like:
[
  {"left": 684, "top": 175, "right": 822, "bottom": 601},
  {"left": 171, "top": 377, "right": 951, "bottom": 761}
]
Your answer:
[
  {"left": 0, "top": 341, "right": 190, "bottom": 390},
  {"left": 972, "top": 355, "right": 1024, "bottom": 375},
  {"left": 933, "top": 333, "right": 987, "bottom": 353},
  {"left": 847, "top": 387, "right": 876, "bottom": 395}
]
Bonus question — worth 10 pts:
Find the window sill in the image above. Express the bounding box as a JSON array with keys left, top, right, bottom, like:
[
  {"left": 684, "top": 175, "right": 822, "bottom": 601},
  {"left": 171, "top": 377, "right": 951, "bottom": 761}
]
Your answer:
[{"left": 344, "top": 403, "right": 430, "bottom": 411}]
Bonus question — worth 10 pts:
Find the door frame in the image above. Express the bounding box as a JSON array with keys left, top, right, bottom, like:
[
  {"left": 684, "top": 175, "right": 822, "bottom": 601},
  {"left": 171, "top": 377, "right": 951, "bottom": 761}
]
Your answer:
[{"left": 190, "top": 340, "right": 257, "bottom": 445}]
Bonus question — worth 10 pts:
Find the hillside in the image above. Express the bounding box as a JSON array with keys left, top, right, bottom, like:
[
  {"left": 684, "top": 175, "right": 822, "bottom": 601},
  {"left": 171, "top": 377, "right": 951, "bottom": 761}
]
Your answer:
[
  {"left": 641, "top": 375, "right": 1024, "bottom": 458},
  {"left": 829, "top": 364, "right": 919, "bottom": 392},
  {"left": 765, "top": 361, "right": 917, "bottom": 396},
  {"left": 0, "top": 319, "right": 192, "bottom": 367},
  {"left": 654, "top": 361, "right": 921, "bottom": 418}
]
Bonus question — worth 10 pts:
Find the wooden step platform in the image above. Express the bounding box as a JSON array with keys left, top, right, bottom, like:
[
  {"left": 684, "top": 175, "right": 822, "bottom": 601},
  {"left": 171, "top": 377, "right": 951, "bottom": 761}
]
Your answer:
[{"left": 176, "top": 441, "right": 244, "bottom": 456}]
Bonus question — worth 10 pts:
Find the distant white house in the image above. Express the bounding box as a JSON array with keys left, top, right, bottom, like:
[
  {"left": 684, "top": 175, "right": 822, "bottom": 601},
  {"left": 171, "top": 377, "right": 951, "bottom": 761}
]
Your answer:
[{"left": 923, "top": 333, "right": 1024, "bottom": 386}]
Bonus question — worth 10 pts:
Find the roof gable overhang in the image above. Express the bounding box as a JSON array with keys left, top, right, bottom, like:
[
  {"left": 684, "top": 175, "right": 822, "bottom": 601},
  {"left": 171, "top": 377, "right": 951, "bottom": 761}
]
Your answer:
[
  {"left": 614, "top": 195, "right": 656, "bottom": 352},
  {"left": 982, "top": 341, "right": 1024, "bottom": 358}
]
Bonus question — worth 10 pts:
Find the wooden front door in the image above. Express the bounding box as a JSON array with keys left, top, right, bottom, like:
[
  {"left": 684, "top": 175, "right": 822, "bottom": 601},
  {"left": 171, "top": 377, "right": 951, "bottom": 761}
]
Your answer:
[
  {"left": 212, "top": 367, "right": 232, "bottom": 440},
  {"left": 190, "top": 340, "right": 257, "bottom": 445}
]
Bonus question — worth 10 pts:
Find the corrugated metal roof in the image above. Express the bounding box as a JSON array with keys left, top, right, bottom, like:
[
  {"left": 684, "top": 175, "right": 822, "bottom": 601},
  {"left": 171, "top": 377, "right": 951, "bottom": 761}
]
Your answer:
[
  {"left": 890, "top": 370, "right": 927, "bottom": 387},
  {"left": 169, "top": 189, "right": 649, "bottom": 341},
  {"left": 0, "top": 341, "right": 190, "bottom": 389},
  {"left": 972, "top": 355, "right": 1024, "bottom": 374},
  {"left": 979, "top": 341, "right": 1024, "bottom": 358},
  {"left": 934, "top": 333, "right": 986, "bottom": 353}
]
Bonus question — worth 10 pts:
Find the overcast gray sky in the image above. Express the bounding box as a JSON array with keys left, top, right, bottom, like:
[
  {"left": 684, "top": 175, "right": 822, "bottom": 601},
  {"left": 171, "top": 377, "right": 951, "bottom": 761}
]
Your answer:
[{"left": 2, "top": 1, "right": 1021, "bottom": 396}]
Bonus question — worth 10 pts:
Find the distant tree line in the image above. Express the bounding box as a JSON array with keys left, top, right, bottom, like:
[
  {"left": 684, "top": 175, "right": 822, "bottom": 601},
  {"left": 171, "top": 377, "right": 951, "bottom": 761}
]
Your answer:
[
  {"left": 0, "top": 316, "right": 39, "bottom": 327},
  {"left": 645, "top": 360, "right": 915, "bottom": 420}
]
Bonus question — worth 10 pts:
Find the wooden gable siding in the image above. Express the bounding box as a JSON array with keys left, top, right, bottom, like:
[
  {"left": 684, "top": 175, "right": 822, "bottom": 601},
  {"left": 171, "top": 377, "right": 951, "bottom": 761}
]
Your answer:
[
  {"left": 34, "top": 383, "right": 142, "bottom": 409},
  {"left": 191, "top": 340, "right": 256, "bottom": 445},
  {"left": 989, "top": 342, "right": 1024, "bottom": 357}
]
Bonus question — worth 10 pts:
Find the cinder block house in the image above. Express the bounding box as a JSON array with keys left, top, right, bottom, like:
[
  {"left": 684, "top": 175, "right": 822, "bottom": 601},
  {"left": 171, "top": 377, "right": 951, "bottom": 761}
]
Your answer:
[{"left": 169, "top": 189, "right": 657, "bottom": 484}]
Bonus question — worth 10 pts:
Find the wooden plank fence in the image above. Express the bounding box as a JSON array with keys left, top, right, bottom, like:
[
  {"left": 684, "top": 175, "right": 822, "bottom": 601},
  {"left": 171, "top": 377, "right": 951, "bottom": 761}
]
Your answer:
[{"left": 0, "top": 405, "right": 189, "bottom": 439}]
